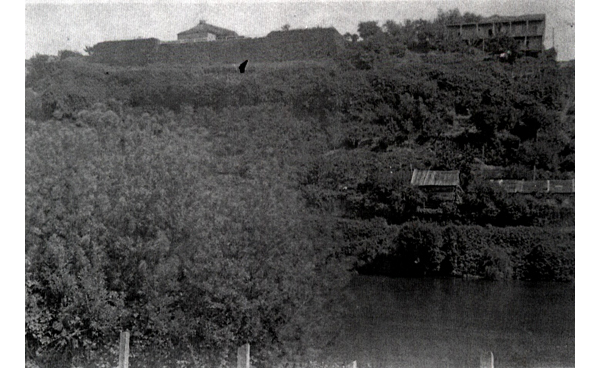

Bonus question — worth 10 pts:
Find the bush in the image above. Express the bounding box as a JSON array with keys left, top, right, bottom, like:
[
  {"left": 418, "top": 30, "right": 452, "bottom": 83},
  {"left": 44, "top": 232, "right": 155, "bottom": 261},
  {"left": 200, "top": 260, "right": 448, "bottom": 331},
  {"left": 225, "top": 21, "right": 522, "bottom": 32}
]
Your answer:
[
  {"left": 480, "top": 246, "right": 514, "bottom": 280},
  {"left": 360, "top": 222, "right": 574, "bottom": 280},
  {"left": 26, "top": 88, "right": 44, "bottom": 120},
  {"left": 521, "top": 243, "right": 574, "bottom": 281},
  {"left": 26, "top": 112, "right": 350, "bottom": 366}
]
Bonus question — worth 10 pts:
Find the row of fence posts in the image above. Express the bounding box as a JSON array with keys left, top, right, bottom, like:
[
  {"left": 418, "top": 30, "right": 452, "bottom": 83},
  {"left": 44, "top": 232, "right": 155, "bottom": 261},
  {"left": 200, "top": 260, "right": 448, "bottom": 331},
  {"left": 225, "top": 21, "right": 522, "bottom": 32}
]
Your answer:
[
  {"left": 117, "top": 331, "right": 494, "bottom": 368},
  {"left": 116, "top": 331, "right": 252, "bottom": 368}
]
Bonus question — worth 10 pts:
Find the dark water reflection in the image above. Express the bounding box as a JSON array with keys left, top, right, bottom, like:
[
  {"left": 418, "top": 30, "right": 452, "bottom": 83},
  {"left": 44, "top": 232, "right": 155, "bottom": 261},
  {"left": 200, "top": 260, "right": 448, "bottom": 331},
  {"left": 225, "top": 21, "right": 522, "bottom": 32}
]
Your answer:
[{"left": 323, "top": 275, "right": 574, "bottom": 368}]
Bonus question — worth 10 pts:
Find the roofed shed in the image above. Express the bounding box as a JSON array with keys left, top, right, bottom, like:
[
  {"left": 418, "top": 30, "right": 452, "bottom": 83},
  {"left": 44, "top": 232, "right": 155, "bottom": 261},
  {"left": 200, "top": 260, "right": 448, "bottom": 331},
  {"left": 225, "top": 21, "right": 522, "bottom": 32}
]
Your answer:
[
  {"left": 411, "top": 170, "right": 460, "bottom": 187},
  {"left": 411, "top": 170, "right": 462, "bottom": 203}
]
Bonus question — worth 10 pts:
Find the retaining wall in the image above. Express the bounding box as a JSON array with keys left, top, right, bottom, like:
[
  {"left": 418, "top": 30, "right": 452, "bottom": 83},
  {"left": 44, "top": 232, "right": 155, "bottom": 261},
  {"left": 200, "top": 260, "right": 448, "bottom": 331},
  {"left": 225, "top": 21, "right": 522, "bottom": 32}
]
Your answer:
[
  {"left": 90, "top": 28, "right": 345, "bottom": 66},
  {"left": 91, "top": 38, "right": 160, "bottom": 66}
]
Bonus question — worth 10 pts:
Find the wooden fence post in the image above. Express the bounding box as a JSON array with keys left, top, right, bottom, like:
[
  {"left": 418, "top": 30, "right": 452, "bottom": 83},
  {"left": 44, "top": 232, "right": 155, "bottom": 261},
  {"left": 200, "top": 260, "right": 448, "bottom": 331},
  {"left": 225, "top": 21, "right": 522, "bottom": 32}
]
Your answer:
[
  {"left": 237, "top": 343, "right": 250, "bottom": 368},
  {"left": 479, "top": 351, "right": 494, "bottom": 368},
  {"left": 118, "top": 330, "right": 130, "bottom": 368}
]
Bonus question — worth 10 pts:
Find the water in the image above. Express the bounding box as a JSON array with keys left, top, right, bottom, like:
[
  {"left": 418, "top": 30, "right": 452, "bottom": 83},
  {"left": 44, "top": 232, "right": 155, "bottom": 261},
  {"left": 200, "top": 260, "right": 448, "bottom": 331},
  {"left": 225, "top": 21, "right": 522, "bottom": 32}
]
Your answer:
[{"left": 322, "top": 275, "right": 574, "bottom": 368}]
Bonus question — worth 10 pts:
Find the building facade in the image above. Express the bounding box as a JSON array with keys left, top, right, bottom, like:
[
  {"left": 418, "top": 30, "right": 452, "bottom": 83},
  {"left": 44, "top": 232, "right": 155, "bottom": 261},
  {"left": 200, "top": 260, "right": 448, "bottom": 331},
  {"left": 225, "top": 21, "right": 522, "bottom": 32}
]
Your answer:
[
  {"left": 177, "top": 20, "right": 239, "bottom": 42},
  {"left": 446, "top": 14, "right": 546, "bottom": 53}
]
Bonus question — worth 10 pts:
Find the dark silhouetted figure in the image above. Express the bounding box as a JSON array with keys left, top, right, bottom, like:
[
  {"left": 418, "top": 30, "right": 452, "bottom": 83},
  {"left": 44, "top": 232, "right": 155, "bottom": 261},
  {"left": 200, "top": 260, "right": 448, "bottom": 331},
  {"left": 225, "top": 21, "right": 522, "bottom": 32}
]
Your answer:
[{"left": 239, "top": 60, "right": 248, "bottom": 73}]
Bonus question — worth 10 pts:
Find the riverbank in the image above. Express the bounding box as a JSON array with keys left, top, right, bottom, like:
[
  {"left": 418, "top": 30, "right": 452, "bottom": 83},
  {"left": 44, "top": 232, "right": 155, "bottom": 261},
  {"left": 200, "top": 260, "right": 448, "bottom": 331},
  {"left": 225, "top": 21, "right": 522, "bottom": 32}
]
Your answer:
[{"left": 351, "top": 222, "right": 574, "bottom": 281}]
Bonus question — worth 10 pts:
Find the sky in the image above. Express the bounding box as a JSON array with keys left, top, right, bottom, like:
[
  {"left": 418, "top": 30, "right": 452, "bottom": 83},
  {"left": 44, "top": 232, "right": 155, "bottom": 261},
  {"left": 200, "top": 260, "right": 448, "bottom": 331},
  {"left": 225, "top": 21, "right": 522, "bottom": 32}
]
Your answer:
[{"left": 25, "top": 0, "right": 575, "bottom": 61}]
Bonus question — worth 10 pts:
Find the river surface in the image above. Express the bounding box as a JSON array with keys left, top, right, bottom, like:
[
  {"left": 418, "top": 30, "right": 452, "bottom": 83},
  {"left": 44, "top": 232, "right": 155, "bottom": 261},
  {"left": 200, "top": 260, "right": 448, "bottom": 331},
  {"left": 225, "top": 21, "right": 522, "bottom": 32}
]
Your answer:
[{"left": 322, "top": 275, "right": 574, "bottom": 368}]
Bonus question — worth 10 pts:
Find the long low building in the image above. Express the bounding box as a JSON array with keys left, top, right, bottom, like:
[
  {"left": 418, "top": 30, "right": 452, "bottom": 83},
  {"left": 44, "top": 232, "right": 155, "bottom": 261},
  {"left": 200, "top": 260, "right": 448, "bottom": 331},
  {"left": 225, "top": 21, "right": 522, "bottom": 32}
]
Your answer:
[
  {"left": 446, "top": 14, "right": 546, "bottom": 53},
  {"left": 491, "top": 179, "right": 574, "bottom": 194}
]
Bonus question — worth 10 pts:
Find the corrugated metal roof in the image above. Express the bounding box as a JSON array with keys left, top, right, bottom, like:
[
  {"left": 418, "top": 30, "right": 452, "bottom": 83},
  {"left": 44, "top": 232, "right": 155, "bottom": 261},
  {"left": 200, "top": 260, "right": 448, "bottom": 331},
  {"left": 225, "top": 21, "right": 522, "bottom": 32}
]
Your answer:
[
  {"left": 549, "top": 180, "right": 575, "bottom": 193},
  {"left": 522, "top": 181, "right": 548, "bottom": 193},
  {"left": 492, "top": 180, "right": 522, "bottom": 193},
  {"left": 178, "top": 21, "right": 238, "bottom": 37},
  {"left": 411, "top": 170, "right": 460, "bottom": 187},
  {"left": 492, "top": 179, "right": 575, "bottom": 193}
]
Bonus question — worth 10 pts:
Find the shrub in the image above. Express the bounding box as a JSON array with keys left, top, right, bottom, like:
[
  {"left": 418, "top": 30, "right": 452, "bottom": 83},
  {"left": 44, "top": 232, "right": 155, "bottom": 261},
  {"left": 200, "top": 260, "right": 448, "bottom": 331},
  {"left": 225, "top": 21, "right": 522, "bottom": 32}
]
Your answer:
[
  {"left": 362, "top": 222, "right": 574, "bottom": 280},
  {"left": 521, "top": 243, "right": 574, "bottom": 281},
  {"left": 480, "top": 246, "right": 514, "bottom": 280}
]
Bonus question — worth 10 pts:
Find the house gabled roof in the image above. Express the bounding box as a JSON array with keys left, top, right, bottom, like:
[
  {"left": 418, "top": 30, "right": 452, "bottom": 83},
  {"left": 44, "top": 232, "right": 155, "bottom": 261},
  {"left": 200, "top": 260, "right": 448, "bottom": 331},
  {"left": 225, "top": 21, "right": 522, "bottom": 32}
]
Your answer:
[
  {"left": 410, "top": 170, "right": 461, "bottom": 187},
  {"left": 177, "top": 21, "right": 238, "bottom": 37}
]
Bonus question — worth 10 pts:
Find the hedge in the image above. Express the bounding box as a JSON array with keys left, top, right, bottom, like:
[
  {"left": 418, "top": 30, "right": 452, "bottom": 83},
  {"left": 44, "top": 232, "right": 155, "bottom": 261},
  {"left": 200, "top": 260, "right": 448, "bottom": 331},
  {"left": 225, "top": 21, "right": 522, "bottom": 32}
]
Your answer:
[{"left": 359, "top": 222, "right": 574, "bottom": 281}]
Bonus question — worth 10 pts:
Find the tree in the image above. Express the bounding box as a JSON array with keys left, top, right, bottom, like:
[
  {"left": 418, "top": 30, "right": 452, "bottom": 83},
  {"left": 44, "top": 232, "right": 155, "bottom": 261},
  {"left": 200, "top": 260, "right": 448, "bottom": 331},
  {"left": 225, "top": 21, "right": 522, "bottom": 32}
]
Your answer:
[
  {"left": 462, "top": 12, "right": 483, "bottom": 23},
  {"left": 83, "top": 45, "right": 95, "bottom": 56},
  {"left": 434, "top": 8, "right": 462, "bottom": 25},
  {"left": 382, "top": 20, "right": 403, "bottom": 37},
  {"left": 512, "top": 104, "right": 555, "bottom": 142},
  {"left": 26, "top": 54, "right": 57, "bottom": 88},
  {"left": 58, "top": 50, "right": 84, "bottom": 60},
  {"left": 357, "top": 21, "right": 382, "bottom": 40},
  {"left": 486, "top": 35, "right": 520, "bottom": 55},
  {"left": 281, "top": 23, "right": 291, "bottom": 31}
]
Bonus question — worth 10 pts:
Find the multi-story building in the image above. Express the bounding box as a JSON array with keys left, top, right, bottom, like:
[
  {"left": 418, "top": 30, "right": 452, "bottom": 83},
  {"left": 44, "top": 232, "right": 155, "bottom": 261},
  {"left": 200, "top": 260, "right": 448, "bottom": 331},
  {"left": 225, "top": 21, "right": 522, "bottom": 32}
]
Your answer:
[{"left": 446, "top": 14, "right": 546, "bottom": 53}]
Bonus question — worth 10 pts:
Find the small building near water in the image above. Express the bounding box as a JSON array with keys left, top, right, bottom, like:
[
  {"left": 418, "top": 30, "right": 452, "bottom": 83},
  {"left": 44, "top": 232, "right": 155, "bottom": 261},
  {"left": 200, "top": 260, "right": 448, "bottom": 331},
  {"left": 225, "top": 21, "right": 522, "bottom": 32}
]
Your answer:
[
  {"left": 410, "top": 169, "right": 463, "bottom": 204},
  {"left": 491, "top": 179, "right": 575, "bottom": 194}
]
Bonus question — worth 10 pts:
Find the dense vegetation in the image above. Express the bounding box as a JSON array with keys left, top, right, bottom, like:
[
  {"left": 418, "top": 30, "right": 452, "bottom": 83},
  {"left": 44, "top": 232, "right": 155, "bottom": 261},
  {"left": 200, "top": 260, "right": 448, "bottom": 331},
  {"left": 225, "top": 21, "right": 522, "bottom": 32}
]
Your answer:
[
  {"left": 26, "top": 103, "right": 352, "bottom": 367},
  {"left": 26, "top": 9, "right": 574, "bottom": 367}
]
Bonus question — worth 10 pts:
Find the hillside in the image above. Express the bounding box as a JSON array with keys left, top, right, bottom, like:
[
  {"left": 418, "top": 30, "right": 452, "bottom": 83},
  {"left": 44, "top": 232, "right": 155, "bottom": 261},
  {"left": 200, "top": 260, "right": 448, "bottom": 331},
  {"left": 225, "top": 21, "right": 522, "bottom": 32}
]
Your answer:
[{"left": 25, "top": 45, "right": 574, "bottom": 367}]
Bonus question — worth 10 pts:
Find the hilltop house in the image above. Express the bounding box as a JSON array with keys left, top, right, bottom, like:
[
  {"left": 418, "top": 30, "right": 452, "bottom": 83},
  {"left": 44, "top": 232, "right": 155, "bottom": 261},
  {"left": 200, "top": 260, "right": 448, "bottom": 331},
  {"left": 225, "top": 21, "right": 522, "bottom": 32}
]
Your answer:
[
  {"left": 411, "top": 169, "right": 463, "bottom": 204},
  {"left": 177, "top": 20, "right": 239, "bottom": 42},
  {"left": 446, "top": 14, "right": 546, "bottom": 54}
]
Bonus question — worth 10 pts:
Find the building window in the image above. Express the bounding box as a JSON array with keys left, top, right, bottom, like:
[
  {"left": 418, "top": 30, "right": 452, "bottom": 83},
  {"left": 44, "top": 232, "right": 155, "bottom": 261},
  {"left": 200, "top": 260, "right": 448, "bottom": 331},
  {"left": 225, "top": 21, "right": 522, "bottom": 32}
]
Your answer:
[{"left": 488, "top": 29, "right": 493, "bottom": 36}]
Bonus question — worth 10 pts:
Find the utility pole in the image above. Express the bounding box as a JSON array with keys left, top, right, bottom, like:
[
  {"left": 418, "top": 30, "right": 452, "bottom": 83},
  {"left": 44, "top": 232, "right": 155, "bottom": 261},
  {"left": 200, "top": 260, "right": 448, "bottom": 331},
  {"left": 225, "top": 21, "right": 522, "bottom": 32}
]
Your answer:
[{"left": 552, "top": 27, "right": 555, "bottom": 48}]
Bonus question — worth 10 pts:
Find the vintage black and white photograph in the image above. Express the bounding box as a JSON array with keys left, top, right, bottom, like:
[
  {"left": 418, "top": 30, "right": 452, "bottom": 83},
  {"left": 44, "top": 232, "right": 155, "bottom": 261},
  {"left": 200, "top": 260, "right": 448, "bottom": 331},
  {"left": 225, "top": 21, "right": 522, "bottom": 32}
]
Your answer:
[{"left": 24, "top": 0, "right": 578, "bottom": 367}]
